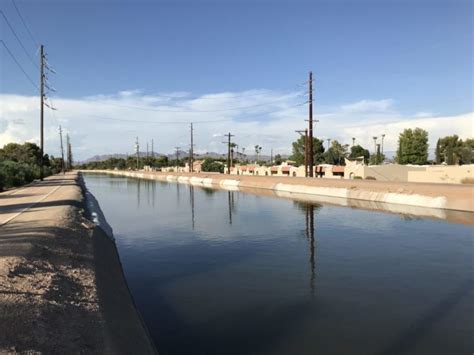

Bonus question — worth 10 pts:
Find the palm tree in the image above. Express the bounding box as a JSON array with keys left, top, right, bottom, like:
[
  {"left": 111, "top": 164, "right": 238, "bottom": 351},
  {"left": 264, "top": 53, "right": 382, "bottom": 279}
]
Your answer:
[{"left": 254, "top": 145, "right": 262, "bottom": 163}]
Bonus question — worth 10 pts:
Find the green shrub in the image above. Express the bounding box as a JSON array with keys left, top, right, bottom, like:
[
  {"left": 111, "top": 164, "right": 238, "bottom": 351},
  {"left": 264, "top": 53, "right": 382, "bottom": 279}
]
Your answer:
[
  {"left": 353, "top": 176, "right": 362, "bottom": 180},
  {"left": 365, "top": 176, "right": 377, "bottom": 180},
  {"left": 0, "top": 161, "right": 40, "bottom": 188},
  {"left": 201, "top": 158, "right": 224, "bottom": 173}
]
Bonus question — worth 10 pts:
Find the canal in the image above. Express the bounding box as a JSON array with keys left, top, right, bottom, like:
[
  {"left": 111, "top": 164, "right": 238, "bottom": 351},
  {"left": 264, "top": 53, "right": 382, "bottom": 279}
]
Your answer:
[{"left": 83, "top": 173, "right": 473, "bottom": 355}]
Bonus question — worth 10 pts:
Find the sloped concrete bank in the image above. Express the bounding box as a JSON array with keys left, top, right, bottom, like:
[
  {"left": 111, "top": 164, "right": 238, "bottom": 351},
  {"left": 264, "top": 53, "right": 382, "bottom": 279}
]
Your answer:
[
  {"left": 83, "top": 170, "right": 473, "bottom": 213},
  {"left": 80, "top": 173, "right": 157, "bottom": 354}
]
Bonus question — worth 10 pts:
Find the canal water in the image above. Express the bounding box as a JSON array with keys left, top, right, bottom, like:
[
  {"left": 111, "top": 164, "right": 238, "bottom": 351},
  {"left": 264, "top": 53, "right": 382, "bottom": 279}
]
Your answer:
[{"left": 83, "top": 174, "right": 473, "bottom": 355}]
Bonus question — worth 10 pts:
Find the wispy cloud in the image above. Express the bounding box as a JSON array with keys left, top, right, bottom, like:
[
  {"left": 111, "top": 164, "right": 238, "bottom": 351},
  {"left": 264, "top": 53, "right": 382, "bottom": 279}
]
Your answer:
[
  {"left": 0, "top": 91, "right": 472, "bottom": 160},
  {"left": 341, "top": 99, "right": 394, "bottom": 113}
]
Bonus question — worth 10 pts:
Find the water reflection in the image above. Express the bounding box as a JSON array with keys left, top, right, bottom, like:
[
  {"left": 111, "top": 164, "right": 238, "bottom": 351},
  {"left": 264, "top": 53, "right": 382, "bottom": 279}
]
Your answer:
[
  {"left": 295, "top": 201, "right": 320, "bottom": 296},
  {"left": 189, "top": 185, "right": 195, "bottom": 230},
  {"left": 228, "top": 191, "right": 235, "bottom": 225},
  {"left": 84, "top": 174, "right": 474, "bottom": 355}
]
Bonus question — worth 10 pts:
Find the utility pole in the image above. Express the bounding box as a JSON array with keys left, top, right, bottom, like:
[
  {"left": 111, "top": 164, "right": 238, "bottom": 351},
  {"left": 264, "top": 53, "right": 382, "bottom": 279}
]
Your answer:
[
  {"left": 151, "top": 139, "right": 154, "bottom": 158},
  {"left": 135, "top": 137, "right": 140, "bottom": 170},
  {"left": 223, "top": 132, "right": 234, "bottom": 174},
  {"left": 39, "top": 44, "right": 45, "bottom": 180},
  {"left": 66, "top": 134, "right": 71, "bottom": 170},
  {"left": 296, "top": 129, "right": 308, "bottom": 177},
  {"left": 189, "top": 123, "right": 194, "bottom": 173},
  {"left": 270, "top": 148, "right": 273, "bottom": 165},
  {"left": 352, "top": 137, "right": 356, "bottom": 147},
  {"left": 175, "top": 146, "right": 180, "bottom": 171},
  {"left": 381, "top": 134, "right": 385, "bottom": 154},
  {"left": 308, "top": 71, "right": 314, "bottom": 177},
  {"left": 58, "top": 126, "right": 65, "bottom": 174}
]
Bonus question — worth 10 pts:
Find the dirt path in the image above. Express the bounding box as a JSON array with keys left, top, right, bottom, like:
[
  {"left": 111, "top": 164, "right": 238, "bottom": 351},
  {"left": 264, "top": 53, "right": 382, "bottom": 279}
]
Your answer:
[{"left": 0, "top": 173, "right": 156, "bottom": 354}]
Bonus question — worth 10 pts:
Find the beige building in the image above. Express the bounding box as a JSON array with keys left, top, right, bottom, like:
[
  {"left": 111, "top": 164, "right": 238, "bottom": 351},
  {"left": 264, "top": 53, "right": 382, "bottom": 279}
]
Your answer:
[{"left": 228, "top": 159, "right": 473, "bottom": 184}]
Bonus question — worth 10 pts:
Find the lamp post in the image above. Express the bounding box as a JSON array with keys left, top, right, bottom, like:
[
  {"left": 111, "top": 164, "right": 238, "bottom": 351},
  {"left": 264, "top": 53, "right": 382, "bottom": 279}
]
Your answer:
[{"left": 381, "top": 134, "right": 386, "bottom": 154}]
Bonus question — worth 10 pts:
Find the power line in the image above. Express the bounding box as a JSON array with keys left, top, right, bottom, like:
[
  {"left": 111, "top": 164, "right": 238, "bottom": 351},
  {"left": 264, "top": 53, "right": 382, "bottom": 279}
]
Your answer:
[
  {"left": 11, "top": 0, "right": 38, "bottom": 47},
  {"left": 0, "top": 10, "right": 38, "bottom": 69},
  {"left": 82, "top": 102, "right": 306, "bottom": 125},
  {"left": 188, "top": 90, "right": 302, "bottom": 100},
  {"left": 0, "top": 39, "right": 38, "bottom": 90},
  {"left": 88, "top": 92, "right": 304, "bottom": 113}
]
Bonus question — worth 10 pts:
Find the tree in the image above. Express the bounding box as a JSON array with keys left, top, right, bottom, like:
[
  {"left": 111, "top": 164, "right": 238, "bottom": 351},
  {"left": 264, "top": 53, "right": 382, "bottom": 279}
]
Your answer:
[
  {"left": 0, "top": 142, "right": 42, "bottom": 165},
  {"left": 459, "top": 138, "right": 474, "bottom": 165},
  {"left": 435, "top": 139, "right": 441, "bottom": 164},
  {"left": 201, "top": 158, "right": 224, "bottom": 173},
  {"left": 274, "top": 154, "right": 283, "bottom": 165},
  {"left": 349, "top": 145, "right": 370, "bottom": 164},
  {"left": 436, "top": 135, "right": 472, "bottom": 165},
  {"left": 396, "top": 128, "right": 428, "bottom": 165},
  {"left": 324, "top": 140, "right": 348, "bottom": 165},
  {"left": 254, "top": 145, "right": 262, "bottom": 162},
  {"left": 0, "top": 142, "right": 60, "bottom": 190},
  {"left": 290, "top": 137, "right": 325, "bottom": 166}
]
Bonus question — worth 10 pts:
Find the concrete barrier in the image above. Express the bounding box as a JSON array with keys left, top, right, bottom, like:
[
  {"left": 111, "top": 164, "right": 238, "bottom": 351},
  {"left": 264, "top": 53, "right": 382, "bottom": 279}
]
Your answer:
[{"left": 80, "top": 170, "right": 473, "bottom": 213}]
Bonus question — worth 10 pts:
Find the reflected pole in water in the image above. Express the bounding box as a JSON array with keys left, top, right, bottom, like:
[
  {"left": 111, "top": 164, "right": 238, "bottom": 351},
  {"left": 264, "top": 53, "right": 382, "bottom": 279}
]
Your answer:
[
  {"left": 228, "top": 191, "right": 233, "bottom": 225},
  {"left": 152, "top": 179, "right": 156, "bottom": 208},
  {"left": 189, "top": 185, "right": 195, "bottom": 230},
  {"left": 146, "top": 180, "right": 150, "bottom": 206},
  {"left": 137, "top": 178, "right": 141, "bottom": 209},
  {"left": 176, "top": 182, "right": 180, "bottom": 205},
  {"left": 305, "top": 204, "right": 316, "bottom": 296}
]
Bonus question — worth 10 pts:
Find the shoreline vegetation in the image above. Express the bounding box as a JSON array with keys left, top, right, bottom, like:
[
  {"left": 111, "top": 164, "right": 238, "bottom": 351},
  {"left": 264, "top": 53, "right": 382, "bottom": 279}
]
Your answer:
[{"left": 0, "top": 142, "right": 64, "bottom": 191}]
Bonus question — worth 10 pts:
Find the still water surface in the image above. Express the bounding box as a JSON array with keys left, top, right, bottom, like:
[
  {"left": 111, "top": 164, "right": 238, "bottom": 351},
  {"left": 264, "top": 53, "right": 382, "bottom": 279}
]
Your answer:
[{"left": 84, "top": 174, "right": 473, "bottom": 355}]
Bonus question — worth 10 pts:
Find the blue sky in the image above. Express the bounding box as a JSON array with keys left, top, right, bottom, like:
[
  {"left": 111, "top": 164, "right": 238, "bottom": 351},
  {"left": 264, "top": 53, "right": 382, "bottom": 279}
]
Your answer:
[{"left": 0, "top": 0, "right": 472, "bottom": 159}]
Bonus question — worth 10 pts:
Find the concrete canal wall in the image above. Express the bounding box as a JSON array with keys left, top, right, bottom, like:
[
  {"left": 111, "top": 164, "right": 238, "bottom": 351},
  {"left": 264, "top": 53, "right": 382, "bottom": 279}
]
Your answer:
[{"left": 84, "top": 170, "right": 474, "bottom": 213}]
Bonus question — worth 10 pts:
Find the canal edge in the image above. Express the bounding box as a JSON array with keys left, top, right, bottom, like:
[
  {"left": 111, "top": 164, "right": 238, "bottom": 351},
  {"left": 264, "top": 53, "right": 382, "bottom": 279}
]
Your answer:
[{"left": 78, "top": 172, "right": 158, "bottom": 354}]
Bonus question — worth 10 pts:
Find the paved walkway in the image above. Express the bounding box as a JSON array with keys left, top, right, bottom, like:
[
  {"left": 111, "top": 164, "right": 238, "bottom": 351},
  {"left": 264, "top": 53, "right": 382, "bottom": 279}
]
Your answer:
[{"left": 0, "top": 174, "right": 75, "bottom": 226}]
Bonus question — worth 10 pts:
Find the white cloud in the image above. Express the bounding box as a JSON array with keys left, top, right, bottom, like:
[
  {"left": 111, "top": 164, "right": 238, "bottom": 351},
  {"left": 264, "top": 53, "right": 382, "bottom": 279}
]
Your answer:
[
  {"left": 341, "top": 99, "right": 394, "bottom": 113},
  {"left": 0, "top": 91, "right": 472, "bottom": 161}
]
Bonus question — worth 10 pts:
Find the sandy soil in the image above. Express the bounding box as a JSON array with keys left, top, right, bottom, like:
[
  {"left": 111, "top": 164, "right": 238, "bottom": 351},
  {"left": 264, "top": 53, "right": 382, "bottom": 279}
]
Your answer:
[{"left": 0, "top": 173, "right": 156, "bottom": 354}]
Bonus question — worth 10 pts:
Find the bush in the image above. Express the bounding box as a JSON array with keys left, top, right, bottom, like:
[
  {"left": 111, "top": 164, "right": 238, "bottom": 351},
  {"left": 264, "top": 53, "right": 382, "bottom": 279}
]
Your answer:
[
  {"left": 0, "top": 161, "right": 40, "bottom": 188},
  {"left": 201, "top": 158, "right": 224, "bottom": 173},
  {"left": 353, "top": 176, "right": 362, "bottom": 180},
  {"left": 365, "top": 176, "right": 377, "bottom": 180}
]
